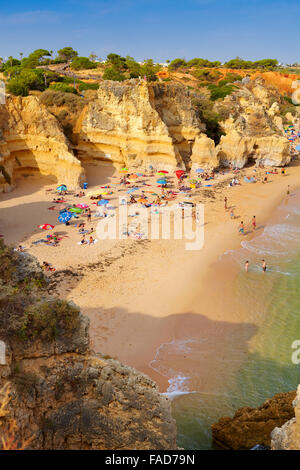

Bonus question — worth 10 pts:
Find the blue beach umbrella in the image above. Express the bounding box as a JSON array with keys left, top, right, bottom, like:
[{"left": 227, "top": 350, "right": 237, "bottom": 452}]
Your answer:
[
  {"left": 97, "top": 199, "right": 109, "bottom": 206},
  {"left": 296, "top": 145, "right": 300, "bottom": 151},
  {"left": 57, "top": 184, "right": 67, "bottom": 191},
  {"left": 157, "top": 178, "right": 167, "bottom": 185},
  {"left": 58, "top": 212, "right": 72, "bottom": 223},
  {"left": 196, "top": 168, "right": 204, "bottom": 173},
  {"left": 127, "top": 187, "right": 139, "bottom": 193}
]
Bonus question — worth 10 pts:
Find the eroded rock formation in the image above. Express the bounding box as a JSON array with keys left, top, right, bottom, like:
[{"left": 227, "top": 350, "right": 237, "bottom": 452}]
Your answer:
[
  {"left": 271, "top": 385, "right": 300, "bottom": 450},
  {"left": 70, "top": 78, "right": 294, "bottom": 171},
  {"left": 0, "top": 242, "right": 177, "bottom": 449},
  {"left": 0, "top": 77, "right": 294, "bottom": 194},
  {"left": 211, "top": 390, "right": 296, "bottom": 450},
  {"left": 0, "top": 95, "right": 85, "bottom": 192},
  {"left": 215, "top": 78, "right": 291, "bottom": 168},
  {"left": 73, "top": 80, "right": 206, "bottom": 170}
]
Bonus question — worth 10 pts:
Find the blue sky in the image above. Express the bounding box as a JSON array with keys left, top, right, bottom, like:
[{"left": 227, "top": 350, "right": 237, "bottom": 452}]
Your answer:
[{"left": 0, "top": 0, "right": 298, "bottom": 63}]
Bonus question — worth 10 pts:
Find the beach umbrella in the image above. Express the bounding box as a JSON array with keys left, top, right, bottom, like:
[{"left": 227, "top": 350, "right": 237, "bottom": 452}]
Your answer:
[
  {"left": 97, "top": 199, "right": 109, "bottom": 206},
  {"left": 138, "top": 197, "right": 148, "bottom": 204},
  {"left": 296, "top": 145, "right": 300, "bottom": 151},
  {"left": 68, "top": 207, "right": 83, "bottom": 214},
  {"left": 58, "top": 212, "right": 72, "bottom": 224},
  {"left": 127, "top": 187, "right": 139, "bottom": 193},
  {"left": 38, "top": 224, "right": 54, "bottom": 230},
  {"left": 76, "top": 203, "right": 89, "bottom": 209},
  {"left": 57, "top": 185, "right": 67, "bottom": 191},
  {"left": 156, "top": 171, "right": 168, "bottom": 175},
  {"left": 119, "top": 167, "right": 128, "bottom": 173},
  {"left": 175, "top": 170, "right": 185, "bottom": 179},
  {"left": 195, "top": 168, "right": 205, "bottom": 173},
  {"left": 157, "top": 178, "right": 167, "bottom": 185}
]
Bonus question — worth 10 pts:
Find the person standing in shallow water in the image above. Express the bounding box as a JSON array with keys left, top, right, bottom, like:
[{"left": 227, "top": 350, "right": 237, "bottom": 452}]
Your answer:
[
  {"left": 262, "top": 259, "right": 267, "bottom": 272},
  {"left": 224, "top": 197, "right": 228, "bottom": 210},
  {"left": 245, "top": 261, "right": 249, "bottom": 272},
  {"left": 252, "top": 216, "right": 256, "bottom": 231}
]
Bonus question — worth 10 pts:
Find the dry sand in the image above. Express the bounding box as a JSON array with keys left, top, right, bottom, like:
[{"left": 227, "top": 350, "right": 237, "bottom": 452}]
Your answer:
[{"left": 1, "top": 161, "right": 300, "bottom": 392}]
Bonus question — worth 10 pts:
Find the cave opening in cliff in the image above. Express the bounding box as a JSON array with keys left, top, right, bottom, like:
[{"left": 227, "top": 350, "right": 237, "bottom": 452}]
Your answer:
[{"left": 12, "top": 165, "right": 57, "bottom": 185}]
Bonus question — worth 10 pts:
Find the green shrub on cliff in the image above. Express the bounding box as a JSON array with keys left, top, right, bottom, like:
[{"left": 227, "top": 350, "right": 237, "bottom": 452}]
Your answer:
[
  {"left": 70, "top": 56, "right": 97, "bottom": 70},
  {"left": 192, "top": 69, "right": 222, "bottom": 82},
  {"left": 49, "top": 82, "right": 78, "bottom": 94},
  {"left": 103, "top": 67, "right": 126, "bottom": 81},
  {"left": 208, "top": 82, "right": 238, "bottom": 101},
  {"left": 20, "top": 300, "right": 81, "bottom": 341},
  {"left": 7, "top": 69, "right": 45, "bottom": 96},
  {"left": 0, "top": 240, "right": 81, "bottom": 343},
  {"left": 168, "top": 58, "right": 187, "bottom": 70},
  {"left": 192, "top": 98, "right": 225, "bottom": 144},
  {"left": 7, "top": 78, "right": 29, "bottom": 96}
]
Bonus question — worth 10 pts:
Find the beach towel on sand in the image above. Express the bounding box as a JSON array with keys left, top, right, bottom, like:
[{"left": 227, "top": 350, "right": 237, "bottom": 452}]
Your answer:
[{"left": 77, "top": 239, "right": 98, "bottom": 246}]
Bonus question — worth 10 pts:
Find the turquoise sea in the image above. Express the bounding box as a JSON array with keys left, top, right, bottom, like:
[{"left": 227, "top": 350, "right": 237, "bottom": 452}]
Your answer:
[{"left": 167, "top": 188, "right": 300, "bottom": 449}]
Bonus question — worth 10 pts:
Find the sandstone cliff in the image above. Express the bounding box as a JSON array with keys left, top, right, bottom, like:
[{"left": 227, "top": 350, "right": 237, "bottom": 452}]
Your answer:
[
  {"left": 0, "top": 241, "right": 177, "bottom": 450},
  {"left": 215, "top": 78, "right": 291, "bottom": 168},
  {"left": 70, "top": 78, "right": 294, "bottom": 171},
  {"left": 211, "top": 390, "right": 296, "bottom": 450},
  {"left": 0, "top": 78, "right": 294, "bottom": 194},
  {"left": 271, "top": 385, "right": 300, "bottom": 450},
  {"left": 73, "top": 80, "right": 207, "bottom": 170},
  {"left": 0, "top": 95, "right": 85, "bottom": 192}
]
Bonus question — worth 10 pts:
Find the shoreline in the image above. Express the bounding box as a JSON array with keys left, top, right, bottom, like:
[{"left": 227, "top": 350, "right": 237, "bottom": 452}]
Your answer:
[{"left": 1, "top": 162, "right": 300, "bottom": 394}]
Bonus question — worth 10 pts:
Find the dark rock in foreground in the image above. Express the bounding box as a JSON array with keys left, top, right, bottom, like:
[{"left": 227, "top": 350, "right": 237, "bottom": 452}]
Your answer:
[{"left": 211, "top": 390, "right": 296, "bottom": 450}]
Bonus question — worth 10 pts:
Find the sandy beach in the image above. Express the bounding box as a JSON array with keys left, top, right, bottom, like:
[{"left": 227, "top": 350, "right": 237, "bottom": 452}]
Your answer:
[{"left": 1, "top": 161, "right": 300, "bottom": 393}]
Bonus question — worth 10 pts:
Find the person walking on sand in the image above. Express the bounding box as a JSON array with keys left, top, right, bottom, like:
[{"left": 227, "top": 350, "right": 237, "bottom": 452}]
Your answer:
[
  {"left": 287, "top": 185, "right": 290, "bottom": 197},
  {"left": 245, "top": 261, "right": 249, "bottom": 272},
  {"left": 252, "top": 216, "right": 256, "bottom": 230},
  {"left": 224, "top": 197, "right": 228, "bottom": 210},
  {"left": 87, "top": 208, "right": 92, "bottom": 222},
  {"left": 230, "top": 208, "right": 235, "bottom": 219},
  {"left": 262, "top": 259, "right": 267, "bottom": 272},
  {"left": 239, "top": 221, "right": 245, "bottom": 235}
]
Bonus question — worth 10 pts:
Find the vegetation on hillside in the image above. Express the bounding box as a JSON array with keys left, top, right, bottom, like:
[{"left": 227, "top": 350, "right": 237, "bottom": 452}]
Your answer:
[
  {"left": 1, "top": 47, "right": 298, "bottom": 98},
  {"left": 0, "top": 240, "right": 80, "bottom": 343}
]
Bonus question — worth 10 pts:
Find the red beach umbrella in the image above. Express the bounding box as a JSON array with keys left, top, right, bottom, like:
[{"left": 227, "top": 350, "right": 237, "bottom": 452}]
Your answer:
[
  {"left": 176, "top": 170, "right": 185, "bottom": 179},
  {"left": 38, "top": 224, "right": 55, "bottom": 230}
]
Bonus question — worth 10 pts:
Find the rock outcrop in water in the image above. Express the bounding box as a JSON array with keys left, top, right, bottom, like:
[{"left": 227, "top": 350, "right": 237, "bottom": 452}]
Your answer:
[
  {"left": 0, "top": 95, "right": 85, "bottom": 192},
  {"left": 211, "top": 390, "right": 296, "bottom": 450},
  {"left": 271, "top": 385, "right": 300, "bottom": 450},
  {"left": 215, "top": 78, "right": 291, "bottom": 168},
  {"left": 0, "top": 241, "right": 177, "bottom": 449}
]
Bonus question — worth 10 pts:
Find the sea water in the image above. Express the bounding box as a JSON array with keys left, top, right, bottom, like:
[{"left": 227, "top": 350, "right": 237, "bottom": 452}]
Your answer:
[{"left": 157, "top": 188, "right": 300, "bottom": 449}]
